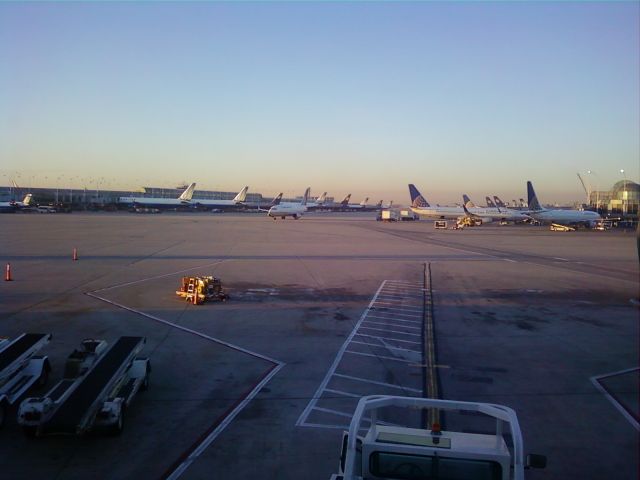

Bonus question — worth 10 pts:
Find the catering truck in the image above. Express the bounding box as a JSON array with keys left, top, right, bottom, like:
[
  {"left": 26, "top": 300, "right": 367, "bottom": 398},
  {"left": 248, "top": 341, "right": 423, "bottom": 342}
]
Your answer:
[{"left": 330, "top": 395, "right": 545, "bottom": 480}]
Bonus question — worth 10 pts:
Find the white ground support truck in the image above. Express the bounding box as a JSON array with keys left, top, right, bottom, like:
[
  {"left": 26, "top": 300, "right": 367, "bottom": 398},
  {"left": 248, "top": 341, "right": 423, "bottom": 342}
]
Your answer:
[
  {"left": 0, "top": 333, "right": 52, "bottom": 428},
  {"left": 18, "top": 336, "right": 150, "bottom": 436},
  {"left": 330, "top": 395, "right": 545, "bottom": 480}
]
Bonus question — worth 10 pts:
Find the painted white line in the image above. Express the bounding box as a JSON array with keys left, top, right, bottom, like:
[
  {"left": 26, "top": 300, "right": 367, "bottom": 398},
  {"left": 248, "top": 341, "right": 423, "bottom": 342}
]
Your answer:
[
  {"left": 324, "top": 388, "right": 362, "bottom": 398},
  {"left": 167, "top": 363, "right": 285, "bottom": 480},
  {"left": 354, "top": 333, "right": 421, "bottom": 345},
  {"left": 359, "top": 326, "right": 422, "bottom": 337},
  {"left": 370, "top": 310, "right": 423, "bottom": 318},
  {"left": 503, "top": 259, "right": 517, "bottom": 263},
  {"left": 298, "top": 422, "right": 351, "bottom": 430},
  {"left": 376, "top": 293, "right": 422, "bottom": 300},
  {"left": 349, "top": 340, "right": 421, "bottom": 354},
  {"left": 311, "top": 407, "right": 402, "bottom": 428},
  {"left": 362, "top": 320, "right": 421, "bottom": 331},
  {"left": 367, "top": 315, "right": 422, "bottom": 325},
  {"left": 590, "top": 368, "right": 640, "bottom": 431},
  {"left": 87, "top": 287, "right": 286, "bottom": 480},
  {"left": 87, "top": 292, "right": 280, "bottom": 364},
  {"left": 333, "top": 373, "right": 422, "bottom": 393},
  {"left": 373, "top": 306, "right": 424, "bottom": 313},
  {"left": 296, "top": 281, "right": 388, "bottom": 427},
  {"left": 345, "top": 350, "right": 420, "bottom": 365},
  {"left": 373, "top": 302, "right": 423, "bottom": 311},
  {"left": 91, "top": 260, "right": 226, "bottom": 292},
  {"left": 553, "top": 257, "right": 569, "bottom": 262}
]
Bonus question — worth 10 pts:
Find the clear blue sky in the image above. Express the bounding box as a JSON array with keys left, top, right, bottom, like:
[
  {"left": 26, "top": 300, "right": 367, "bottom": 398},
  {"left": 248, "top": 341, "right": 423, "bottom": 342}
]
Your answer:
[{"left": 1, "top": 1, "right": 638, "bottom": 204}]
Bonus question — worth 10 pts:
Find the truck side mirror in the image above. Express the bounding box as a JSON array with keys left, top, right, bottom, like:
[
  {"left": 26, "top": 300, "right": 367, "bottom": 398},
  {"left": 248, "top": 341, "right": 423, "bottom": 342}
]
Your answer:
[{"left": 526, "top": 453, "right": 547, "bottom": 469}]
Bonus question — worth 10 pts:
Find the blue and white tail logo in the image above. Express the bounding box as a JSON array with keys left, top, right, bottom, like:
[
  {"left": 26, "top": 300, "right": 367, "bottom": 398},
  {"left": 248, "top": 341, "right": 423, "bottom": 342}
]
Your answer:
[
  {"left": 408, "top": 184, "right": 430, "bottom": 208},
  {"left": 526, "top": 181, "right": 542, "bottom": 211}
]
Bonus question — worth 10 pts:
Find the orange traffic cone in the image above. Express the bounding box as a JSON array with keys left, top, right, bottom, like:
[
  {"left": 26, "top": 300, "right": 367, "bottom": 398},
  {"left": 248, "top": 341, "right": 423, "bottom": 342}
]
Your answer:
[
  {"left": 72, "top": 248, "right": 78, "bottom": 261},
  {"left": 5, "top": 263, "right": 12, "bottom": 281}
]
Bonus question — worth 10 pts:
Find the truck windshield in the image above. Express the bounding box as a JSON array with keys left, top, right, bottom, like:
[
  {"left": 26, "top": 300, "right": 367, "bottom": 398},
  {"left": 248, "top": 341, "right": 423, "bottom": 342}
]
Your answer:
[{"left": 369, "top": 451, "right": 502, "bottom": 480}]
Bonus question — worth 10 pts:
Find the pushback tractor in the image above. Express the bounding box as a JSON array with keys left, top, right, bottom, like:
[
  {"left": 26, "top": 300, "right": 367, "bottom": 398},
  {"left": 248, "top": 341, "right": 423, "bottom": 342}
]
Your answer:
[
  {"left": 176, "top": 276, "right": 229, "bottom": 305},
  {"left": 18, "top": 336, "right": 150, "bottom": 436},
  {"left": 330, "top": 395, "right": 546, "bottom": 480}
]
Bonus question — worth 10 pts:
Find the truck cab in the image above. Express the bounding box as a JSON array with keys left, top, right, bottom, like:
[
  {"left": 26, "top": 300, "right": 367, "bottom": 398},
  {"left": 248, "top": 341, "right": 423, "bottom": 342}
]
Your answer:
[{"left": 331, "top": 395, "right": 545, "bottom": 480}]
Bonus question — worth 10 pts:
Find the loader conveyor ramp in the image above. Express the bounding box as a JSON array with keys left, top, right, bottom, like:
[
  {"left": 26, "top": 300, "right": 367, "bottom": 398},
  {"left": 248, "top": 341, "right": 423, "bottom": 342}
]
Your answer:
[
  {"left": 0, "top": 333, "right": 49, "bottom": 372},
  {"left": 41, "top": 336, "right": 143, "bottom": 434}
]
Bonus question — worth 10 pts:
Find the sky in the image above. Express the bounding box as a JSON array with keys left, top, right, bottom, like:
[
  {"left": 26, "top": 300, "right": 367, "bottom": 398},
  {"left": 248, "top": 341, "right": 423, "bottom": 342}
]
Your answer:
[{"left": 0, "top": 1, "right": 638, "bottom": 204}]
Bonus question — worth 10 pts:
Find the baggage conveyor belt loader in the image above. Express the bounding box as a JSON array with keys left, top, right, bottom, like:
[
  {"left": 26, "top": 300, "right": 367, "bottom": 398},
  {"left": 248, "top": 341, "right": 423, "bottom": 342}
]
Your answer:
[
  {"left": 18, "top": 336, "right": 150, "bottom": 437},
  {"left": 0, "top": 333, "right": 52, "bottom": 428},
  {"left": 331, "top": 395, "right": 546, "bottom": 480}
]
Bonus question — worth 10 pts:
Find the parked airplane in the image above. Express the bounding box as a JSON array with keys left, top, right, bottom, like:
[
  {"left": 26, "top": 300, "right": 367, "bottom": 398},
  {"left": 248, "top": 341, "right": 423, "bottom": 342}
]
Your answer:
[
  {"left": 409, "top": 184, "right": 464, "bottom": 219},
  {"left": 347, "top": 197, "right": 369, "bottom": 209},
  {"left": 257, "top": 193, "right": 283, "bottom": 212},
  {"left": 267, "top": 187, "right": 310, "bottom": 219},
  {"left": 0, "top": 194, "right": 33, "bottom": 213},
  {"left": 192, "top": 186, "right": 248, "bottom": 210},
  {"left": 526, "top": 181, "right": 601, "bottom": 226},
  {"left": 306, "top": 191, "right": 327, "bottom": 210},
  {"left": 461, "top": 195, "right": 530, "bottom": 223},
  {"left": 494, "top": 196, "right": 507, "bottom": 208},
  {"left": 485, "top": 196, "right": 497, "bottom": 208},
  {"left": 118, "top": 183, "right": 196, "bottom": 210}
]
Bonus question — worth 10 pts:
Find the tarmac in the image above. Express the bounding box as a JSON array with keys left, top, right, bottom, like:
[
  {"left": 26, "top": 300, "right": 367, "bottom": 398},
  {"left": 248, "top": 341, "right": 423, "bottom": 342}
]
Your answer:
[{"left": 0, "top": 211, "right": 638, "bottom": 479}]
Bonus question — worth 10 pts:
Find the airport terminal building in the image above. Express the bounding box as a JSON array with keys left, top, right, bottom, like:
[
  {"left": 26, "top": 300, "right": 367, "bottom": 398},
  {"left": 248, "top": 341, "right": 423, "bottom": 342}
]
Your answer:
[{"left": 589, "top": 180, "right": 639, "bottom": 218}]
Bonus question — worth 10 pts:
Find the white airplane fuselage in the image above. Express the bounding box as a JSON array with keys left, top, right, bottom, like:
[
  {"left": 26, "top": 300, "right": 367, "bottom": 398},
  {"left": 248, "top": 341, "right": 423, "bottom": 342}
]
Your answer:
[
  {"left": 410, "top": 206, "right": 464, "bottom": 219},
  {"left": 268, "top": 204, "right": 307, "bottom": 219},
  {"left": 529, "top": 209, "right": 601, "bottom": 225}
]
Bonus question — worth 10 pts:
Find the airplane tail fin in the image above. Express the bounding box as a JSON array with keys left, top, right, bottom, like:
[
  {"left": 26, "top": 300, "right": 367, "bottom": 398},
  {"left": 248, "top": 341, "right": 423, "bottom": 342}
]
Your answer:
[
  {"left": 376, "top": 200, "right": 382, "bottom": 207},
  {"left": 408, "top": 184, "right": 430, "bottom": 208},
  {"left": 316, "top": 192, "right": 327, "bottom": 205},
  {"left": 233, "top": 186, "right": 249, "bottom": 203},
  {"left": 360, "top": 197, "right": 368, "bottom": 206},
  {"left": 302, "top": 187, "right": 310, "bottom": 206},
  {"left": 271, "top": 193, "right": 283, "bottom": 206},
  {"left": 179, "top": 183, "right": 196, "bottom": 201},
  {"left": 340, "top": 194, "right": 351, "bottom": 206},
  {"left": 519, "top": 198, "right": 526, "bottom": 207},
  {"left": 23, "top": 194, "right": 33, "bottom": 206},
  {"left": 462, "top": 194, "right": 476, "bottom": 208},
  {"left": 494, "top": 196, "right": 506, "bottom": 208},
  {"left": 485, "top": 196, "right": 496, "bottom": 208},
  {"left": 526, "top": 181, "right": 542, "bottom": 211}
]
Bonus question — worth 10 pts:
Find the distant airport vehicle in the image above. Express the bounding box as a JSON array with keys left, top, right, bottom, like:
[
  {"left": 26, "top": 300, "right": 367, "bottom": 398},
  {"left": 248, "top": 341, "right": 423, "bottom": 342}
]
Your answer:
[
  {"left": 378, "top": 209, "right": 399, "bottom": 222},
  {"left": 18, "top": 336, "right": 149, "bottom": 436},
  {"left": 462, "top": 194, "right": 531, "bottom": 223},
  {"left": 526, "top": 181, "right": 601, "bottom": 226},
  {"left": 175, "top": 276, "right": 229, "bottom": 305},
  {"left": 434, "top": 220, "right": 448, "bottom": 229},
  {"left": 118, "top": 182, "right": 196, "bottom": 210},
  {"left": 192, "top": 186, "right": 248, "bottom": 210},
  {"left": 0, "top": 194, "right": 33, "bottom": 213},
  {"left": 329, "top": 395, "right": 546, "bottom": 480},
  {"left": 267, "top": 187, "right": 310, "bottom": 219},
  {"left": 400, "top": 209, "right": 418, "bottom": 221},
  {"left": 550, "top": 223, "right": 576, "bottom": 232},
  {"left": 0, "top": 333, "right": 52, "bottom": 428},
  {"left": 408, "top": 184, "right": 464, "bottom": 219},
  {"left": 36, "top": 205, "right": 57, "bottom": 214}
]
